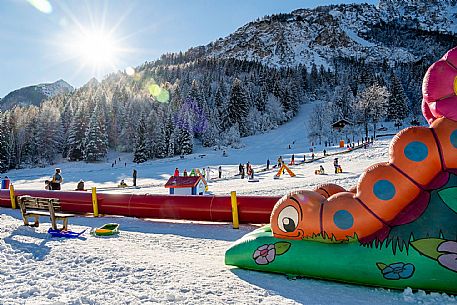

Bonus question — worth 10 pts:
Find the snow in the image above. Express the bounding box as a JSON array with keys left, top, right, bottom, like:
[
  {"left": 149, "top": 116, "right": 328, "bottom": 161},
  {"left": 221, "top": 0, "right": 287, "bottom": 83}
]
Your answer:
[{"left": 1, "top": 103, "right": 456, "bottom": 304}]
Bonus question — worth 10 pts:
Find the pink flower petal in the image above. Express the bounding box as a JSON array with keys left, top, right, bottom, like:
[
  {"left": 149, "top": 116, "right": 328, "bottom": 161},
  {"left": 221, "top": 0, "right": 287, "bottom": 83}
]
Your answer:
[
  {"left": 438, "top": 254, "right": 457, "bottom": 272},
  {"left": 253, "top": 250, "right": 261, "bottom": 259},
  {"left": 266, "top": 249, "right": 276, "bottom": 263},
  {"left": 438, "top": 241, "right": 457, "bottom": 254},
  {"left": 256, "top": 256, "right": 269, "bottom": 265}
]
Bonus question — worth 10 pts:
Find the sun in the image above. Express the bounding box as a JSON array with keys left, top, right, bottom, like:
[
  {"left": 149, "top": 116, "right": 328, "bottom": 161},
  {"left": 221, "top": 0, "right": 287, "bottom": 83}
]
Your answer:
[
  {"left": 71, "top": 27, "right": 122, "bottom": 72},
  {"left": 59, "top": 24, "right": 129, "bottom": 79},
  {"left": 76, "top": 30, "right": 118, "bottom": 67}
]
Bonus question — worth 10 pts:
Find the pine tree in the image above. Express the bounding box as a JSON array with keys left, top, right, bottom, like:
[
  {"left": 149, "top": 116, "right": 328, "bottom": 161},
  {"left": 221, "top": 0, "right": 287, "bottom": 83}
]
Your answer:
[
  {"left": 0, "top": 115, "right": 9, "bottom": 172},
  {"left": 225, "top": 78, "right": 250, "bottom": 136},
  {"left": 133, "top": 117, "right": 148, "bottom": 163},
  {"left": 84, "top": 108, "right": 108, "bottom": 162},
  {"left": 67, "top": 107, "right": 87, "bottom": 161},
  {"left": 387, "top": 72, "right": 409, "bottom": 126}
]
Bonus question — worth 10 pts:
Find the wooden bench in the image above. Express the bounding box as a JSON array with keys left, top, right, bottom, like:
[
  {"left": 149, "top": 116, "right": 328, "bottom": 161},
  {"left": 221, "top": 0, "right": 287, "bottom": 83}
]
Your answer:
[{"left": 18, "top": 195, "right": 75, "bottom": 230}]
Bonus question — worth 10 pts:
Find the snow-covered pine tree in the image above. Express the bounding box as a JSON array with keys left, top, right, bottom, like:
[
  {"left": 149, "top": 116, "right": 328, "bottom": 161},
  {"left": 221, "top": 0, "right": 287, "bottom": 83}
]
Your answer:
[
  {"left": 355, "top": 84, "right": 390, "bottom": 139},
  {"left": 387, "top": 72, "right": 409, "bottom": 126},
  {"left": 67, "top": 107, "right": 87, "bottom": 161},
  {"left": 35, "top": 104, "right": 62, "bottom": 164},
  {"left": 133, "top": 117, "right": 148, "bottom": 163},
  {"left": 0, "top": 114, "right": 9, "bottom": 172},
  {"left": 225, "top": 78, "right": 250, "bottom": 136},
  {"left": 83, "top": 107, "right": 107, "bottom": 162}
]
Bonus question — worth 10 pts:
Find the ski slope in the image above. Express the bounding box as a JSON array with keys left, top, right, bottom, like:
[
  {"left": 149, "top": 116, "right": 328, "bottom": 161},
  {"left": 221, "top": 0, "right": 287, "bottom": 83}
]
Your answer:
[{"left": 0, "top": 103, "right": 455, "bottom": 304}]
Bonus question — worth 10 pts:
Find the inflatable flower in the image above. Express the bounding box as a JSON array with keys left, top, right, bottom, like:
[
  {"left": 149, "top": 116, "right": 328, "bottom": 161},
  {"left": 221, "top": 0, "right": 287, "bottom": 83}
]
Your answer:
[
  {"left": 253, "top": 244, "right": 276, "bottom": 265},
  {"left": 252, "top": 242, "right": 291, "bottom": 265},
  {"left": 422, "top": 47, "right": 457, "bottom": 124},
  {"left": 376, "top": 262, "right": 415, "bottom": 280}
]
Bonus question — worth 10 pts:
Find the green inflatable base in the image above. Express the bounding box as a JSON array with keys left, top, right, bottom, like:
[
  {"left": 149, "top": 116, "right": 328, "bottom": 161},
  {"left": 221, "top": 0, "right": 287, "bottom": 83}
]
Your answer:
[{"left": 225, "top": 225, "right": 457, "bottom": 295}]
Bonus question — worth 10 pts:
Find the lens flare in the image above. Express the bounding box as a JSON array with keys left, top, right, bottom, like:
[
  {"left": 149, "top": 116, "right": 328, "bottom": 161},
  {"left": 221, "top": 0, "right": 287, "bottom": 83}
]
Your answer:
[
  {"left": 27, "top": 0, "right": 52, "bottom": 14},
  {"left": 125, "top": 66, "right": 135, "bottom": 76},
  {"left": 148, "top": 83, "right": 170, "bottom": 103}
]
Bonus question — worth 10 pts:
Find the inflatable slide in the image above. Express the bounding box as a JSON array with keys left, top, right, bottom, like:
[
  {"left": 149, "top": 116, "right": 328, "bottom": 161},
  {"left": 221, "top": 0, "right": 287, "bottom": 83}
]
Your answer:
[{"left": 225, "top": 48, "right": 457, "bottom": 294}]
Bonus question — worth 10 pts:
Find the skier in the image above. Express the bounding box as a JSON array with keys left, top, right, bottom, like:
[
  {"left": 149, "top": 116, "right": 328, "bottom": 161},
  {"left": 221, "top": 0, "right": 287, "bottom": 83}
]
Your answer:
[
  {"left": 291, "top": 154, "right": 295, "bottom": 165},
  {"left": 311, "top": 153, "right": 315, "bottom": 160},
  {"left": 239, "top": 163, "right": 243, "bottom": 175},
  {"left": 218, "top": 166, "right": 222, "bottom": 179},
  {"left": 183, "top": 169, "right": 188, "bottom": 177},
  {"left": 50, "top": 168, "right": 63, "bottom": 190},
  {"left": 323, "top": 149, "right": 327, "bottom": 156},
  {"left": 266, "top": 159, "right": 270, "bottom": 170},
  {"left": 241, "top": 165, "right": 245, "bottom": 179},
  {"left": 133, "top": 169, "right": 137, "bottom": 187},
  {"left": 174, "top": 168, "right": 179, "bottom": 177}
]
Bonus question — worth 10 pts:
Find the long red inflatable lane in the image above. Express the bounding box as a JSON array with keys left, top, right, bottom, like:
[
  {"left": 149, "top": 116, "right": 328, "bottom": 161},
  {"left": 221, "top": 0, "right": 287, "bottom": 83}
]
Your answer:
[{"left": 0, "top": 189, "right": 281, "bottom": 224}]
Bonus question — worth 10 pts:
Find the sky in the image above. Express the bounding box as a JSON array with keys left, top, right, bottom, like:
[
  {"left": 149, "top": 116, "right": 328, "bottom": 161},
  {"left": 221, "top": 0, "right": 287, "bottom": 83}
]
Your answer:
[{"left": 0, "top": 0, "right": 377, "bottom": 98}]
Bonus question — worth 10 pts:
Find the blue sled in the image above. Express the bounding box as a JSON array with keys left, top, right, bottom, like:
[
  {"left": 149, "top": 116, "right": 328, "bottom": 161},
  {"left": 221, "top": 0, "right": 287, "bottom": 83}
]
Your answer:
[{"left": 48, "top": 228, "right": 86, "bottom": 238}]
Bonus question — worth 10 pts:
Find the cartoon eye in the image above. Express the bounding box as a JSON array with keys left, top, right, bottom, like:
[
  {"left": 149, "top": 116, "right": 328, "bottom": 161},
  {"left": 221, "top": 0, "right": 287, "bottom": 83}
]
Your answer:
[{"left": 277, "top": 206, "right": 299, "bottom": 233}]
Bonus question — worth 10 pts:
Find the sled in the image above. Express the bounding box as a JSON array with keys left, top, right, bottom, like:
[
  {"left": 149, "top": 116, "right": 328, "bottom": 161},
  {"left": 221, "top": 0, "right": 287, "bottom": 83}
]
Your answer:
[
  {"left": 48, "top": 228, "right": 86, "bottom": 238},
  {"left": 92, "top": 223, "right": 120, "bottom": 236}
]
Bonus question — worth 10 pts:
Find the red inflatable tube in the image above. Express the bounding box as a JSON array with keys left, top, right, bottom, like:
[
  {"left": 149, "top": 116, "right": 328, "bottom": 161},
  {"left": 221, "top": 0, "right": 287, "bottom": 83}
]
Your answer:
[{"left": 0, "top": 189, "right": 280, "bottom": 224}]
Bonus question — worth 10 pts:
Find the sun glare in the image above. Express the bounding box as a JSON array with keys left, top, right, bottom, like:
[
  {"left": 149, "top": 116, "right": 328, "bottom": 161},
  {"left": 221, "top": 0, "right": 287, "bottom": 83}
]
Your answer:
[{"left": 76, "top": 30, "right": 118, "bottom": 67}]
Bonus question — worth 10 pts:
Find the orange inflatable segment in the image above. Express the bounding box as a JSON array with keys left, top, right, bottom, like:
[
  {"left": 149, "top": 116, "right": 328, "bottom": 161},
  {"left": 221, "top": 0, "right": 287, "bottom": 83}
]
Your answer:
[
  {"left": 430, "top": 118, "right": 457, "bottom": 170},
  {"left": 314, "top": 183, "right": 346, "bottom": 198},
  {"left": 356, "top": 163, "right": 421, "bottom": 224},
  {"left": 322, "top": 192, "right": 385, "bottom": 241},
  {"left": 389, "top": 127, "right": 441, "bottom": 187},
  {"left": 270, "top": 191, "right": 323, "bottom": 240}
]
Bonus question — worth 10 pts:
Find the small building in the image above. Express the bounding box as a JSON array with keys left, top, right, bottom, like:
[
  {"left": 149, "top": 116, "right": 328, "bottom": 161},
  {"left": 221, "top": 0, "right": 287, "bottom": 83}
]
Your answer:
[
  {"left": 164, "top": 176, "right": 207, "bottom": 195},
  {"left": 332, "top": 119, "right": 353, "bottom": 131}
]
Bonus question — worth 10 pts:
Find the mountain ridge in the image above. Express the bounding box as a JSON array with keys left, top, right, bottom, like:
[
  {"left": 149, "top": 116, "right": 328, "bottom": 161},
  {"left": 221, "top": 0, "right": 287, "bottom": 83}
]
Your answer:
[{"left": 0, "top": 79, "right": 73, "bottom": 110}]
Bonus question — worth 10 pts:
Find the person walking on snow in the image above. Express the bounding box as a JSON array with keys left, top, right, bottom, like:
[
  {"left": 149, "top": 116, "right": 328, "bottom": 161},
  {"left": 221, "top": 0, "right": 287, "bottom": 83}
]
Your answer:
[
  {"left": 218, "top": 166, "right": 222, "bottom": 179},
  {"left": 133, "top": 169, "right": 137, "bottom": 187},
  {"left": 291, "top": 154, "right": 295, "bottom": 165},
  {"left": 266, "top": 159, "right": 270, "bottom": 170},
  {"left": 183, "top": 169, "right": 188, "bottom": 177},
  {"left": 174, "top": 168, "right": 179, "bottom": 177}
]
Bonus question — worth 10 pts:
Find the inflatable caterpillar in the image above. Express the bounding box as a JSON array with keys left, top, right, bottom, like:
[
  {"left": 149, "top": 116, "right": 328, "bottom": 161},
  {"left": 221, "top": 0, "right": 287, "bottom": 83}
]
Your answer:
[
  {"left": 226, "top": 47, "right": 457, "bottom": 295},
  {"left": 270, "top": 48, "right": 457, "bottom": 244}
]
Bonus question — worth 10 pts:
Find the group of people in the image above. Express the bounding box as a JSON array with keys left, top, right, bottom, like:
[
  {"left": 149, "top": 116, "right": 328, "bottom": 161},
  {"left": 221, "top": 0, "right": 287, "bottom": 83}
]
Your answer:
[
  {"left": 174, "top": 166, "right": 223, "bottom": 180},
  {"left": 45, "top": 168, "right": 63, "bottom": 190},
  {"left": 315, "top": 158, "right": 343, "bottom": 175},
  {"left": 111, "top": 157, "right": 127, "bottom": 168},
  {"left": 44, "top": 167, "right": 138, "bottom": 190},
  {"left": 238, "top": 162, "right": 255, "bottom": 179}
]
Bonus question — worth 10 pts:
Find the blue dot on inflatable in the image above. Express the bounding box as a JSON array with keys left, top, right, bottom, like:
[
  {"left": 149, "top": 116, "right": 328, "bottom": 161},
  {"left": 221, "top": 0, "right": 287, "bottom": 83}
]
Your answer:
[
  {"left": 333, "top": 210, "right": 354, "bottom": 230},
  {"left": 451, "top": 130, "right": 457, "bottom": 149},
  {"left": 373, "top": 180, "right": 396, "bottom": 201},
  {"left": 404, "top": 141, "right": 428, "bottom": 162}
]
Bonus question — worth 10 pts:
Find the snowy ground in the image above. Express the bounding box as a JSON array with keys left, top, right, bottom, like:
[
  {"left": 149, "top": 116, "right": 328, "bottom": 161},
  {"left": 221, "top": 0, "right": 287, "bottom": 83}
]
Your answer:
[{"left": 1, "top": 104, "right": 456, "bottom": 304}]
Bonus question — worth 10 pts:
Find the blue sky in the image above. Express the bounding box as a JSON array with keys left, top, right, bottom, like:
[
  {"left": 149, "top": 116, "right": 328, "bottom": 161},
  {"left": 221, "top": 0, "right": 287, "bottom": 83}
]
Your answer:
[{"left": 0, "top": 0, "right": 377, "bottom": 97}]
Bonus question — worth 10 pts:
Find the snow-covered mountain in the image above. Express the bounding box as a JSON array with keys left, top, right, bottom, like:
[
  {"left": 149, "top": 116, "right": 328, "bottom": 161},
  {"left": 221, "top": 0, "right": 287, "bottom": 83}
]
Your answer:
[
  {"left": 0, "top": 79, "right": 73, "bottom": 110},
  {"left": 184, "top": 0, "right": 457, "bottom": 68}
]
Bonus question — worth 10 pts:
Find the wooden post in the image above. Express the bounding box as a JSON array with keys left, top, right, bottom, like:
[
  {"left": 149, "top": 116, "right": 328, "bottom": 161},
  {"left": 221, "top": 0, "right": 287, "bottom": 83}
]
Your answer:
[
  {"left": 9, "top": 184, "right": 16, "bottom": 209},
  {"left": 92, "top": 187, "right": 99, "bottom": 217},
  {"left": 230, "top": 191, "right": 239, "bottom": 229}
]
